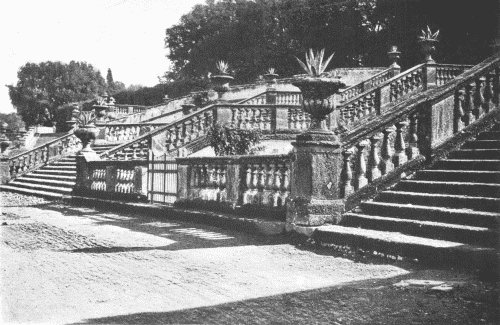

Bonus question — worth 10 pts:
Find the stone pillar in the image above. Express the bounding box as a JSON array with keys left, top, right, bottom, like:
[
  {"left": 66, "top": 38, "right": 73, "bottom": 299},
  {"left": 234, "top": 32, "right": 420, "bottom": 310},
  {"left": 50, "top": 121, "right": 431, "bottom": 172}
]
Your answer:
[
  {"left": 177, "top": 163, "right": 189, "bottom": 200},
  {"left": 387, "top": 45, "right": 401, "bottom": 77},
  {"left": 74, "top": 150, "right": 100, "bottom": 195},
  {"left": 287, "top": 136, "right": 344, "bottom": 227},
  {"left": 424, "top": 64, "right": 438, "bottom": 89},
  {"left": 0, "top": 158, "right": 10, "bottom": 184},
  {"left": 215, "top": 107, "right": 233, "bottom": 125},
  {"left": 225, "top": 160, "right": 241, "bottom": 209}
]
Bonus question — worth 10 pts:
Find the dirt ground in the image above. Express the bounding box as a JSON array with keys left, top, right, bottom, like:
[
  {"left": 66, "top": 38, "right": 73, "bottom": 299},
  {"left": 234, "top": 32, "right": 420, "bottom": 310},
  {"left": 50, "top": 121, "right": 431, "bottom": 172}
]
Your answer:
[{"left": 0, "top": 192, "right": 498, "bottom": 325}]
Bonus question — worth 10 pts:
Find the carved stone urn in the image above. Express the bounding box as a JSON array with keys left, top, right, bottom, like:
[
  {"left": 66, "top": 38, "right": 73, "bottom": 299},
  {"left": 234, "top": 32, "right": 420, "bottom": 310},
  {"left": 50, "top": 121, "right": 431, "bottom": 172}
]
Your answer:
[
  {"left": 419, "top": 39, "right": 438, "bottom": 63},
  {"left": 210, "top": 74, "right": 234, "bottom": 99},
  {"left": 74, "top": 125, "right": 100, "bottom": 152},
  {"left": 291, "top": 77, "right": 346, "bottom": 139},
  {"left": 263, "top": 72, "right": 279, "bottom": 86},
  {"left": 182, "top": 103, "right": 196, "bottom": 115},
  {"left": 0, "top": 135, "right": 11, "bottom": 155}
]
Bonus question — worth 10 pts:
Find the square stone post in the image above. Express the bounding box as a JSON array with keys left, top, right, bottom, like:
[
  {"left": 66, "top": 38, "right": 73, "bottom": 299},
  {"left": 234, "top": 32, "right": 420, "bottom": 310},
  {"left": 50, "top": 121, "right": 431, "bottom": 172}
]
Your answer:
[
  {"left": 74, "top": 151, "right": 100, "bottom": 195},
  {"left": 215, "top": 107, "right": 233, "bottom": 125},
  {"left": 287, "top": 134, "right": 345, "bottom": 227},
  {"left": 0, "top": 158, "right": 11, "bottom": 184},
  {"left": 275, "top": 107, "right": 289, "bottom": 131},
  {"left": 177, "top": 162, "right": 189, "bottom": 200},
  {"left": 225, "top": 159, "right": 241, "bottom": 208},
  {"left": 424, "top": 64, "right": 437, "bottom": 89}
]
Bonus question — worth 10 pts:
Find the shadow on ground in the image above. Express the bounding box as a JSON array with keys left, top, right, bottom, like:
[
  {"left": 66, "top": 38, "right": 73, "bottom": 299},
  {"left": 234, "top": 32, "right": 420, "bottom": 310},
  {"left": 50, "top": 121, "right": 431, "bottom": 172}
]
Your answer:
[{"left": 69, "top": 273, "right": 499, "bottom": 325}]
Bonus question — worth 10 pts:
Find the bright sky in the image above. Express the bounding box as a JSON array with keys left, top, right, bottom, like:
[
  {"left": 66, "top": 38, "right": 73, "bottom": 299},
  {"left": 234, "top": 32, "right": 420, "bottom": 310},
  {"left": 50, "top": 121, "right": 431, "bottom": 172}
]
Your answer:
[{"left": 0, "top": 0, "right": 205, "bottom": 114}]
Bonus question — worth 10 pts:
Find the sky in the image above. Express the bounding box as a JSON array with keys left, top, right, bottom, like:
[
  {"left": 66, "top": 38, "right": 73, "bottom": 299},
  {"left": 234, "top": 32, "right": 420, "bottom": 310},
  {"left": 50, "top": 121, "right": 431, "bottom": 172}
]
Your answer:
[{"left": 0, "top": 0, "right": 205, "bottom": 114}]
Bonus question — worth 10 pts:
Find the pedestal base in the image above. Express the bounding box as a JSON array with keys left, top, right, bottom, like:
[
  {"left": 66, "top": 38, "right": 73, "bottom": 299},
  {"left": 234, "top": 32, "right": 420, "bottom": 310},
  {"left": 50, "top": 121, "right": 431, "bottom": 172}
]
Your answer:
[{"left": 287, "top": 197, "right": 345, "bottom": 226}]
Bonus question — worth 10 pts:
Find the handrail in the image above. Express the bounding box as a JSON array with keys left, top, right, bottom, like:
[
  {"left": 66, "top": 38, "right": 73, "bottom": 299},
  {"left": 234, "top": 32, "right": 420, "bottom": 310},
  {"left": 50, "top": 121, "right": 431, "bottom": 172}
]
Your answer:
[
  {"left": 6, "top": 131, "right": 76, "bottom": 161},
  {"left": 99, "top": 103, "right": 218, "bottom": 158},
  {"left": 338, "top": 67, "right": 394, "bottom": 102},
  {"left": 342, "top": 54, "right": 500, "bottom": 148}
]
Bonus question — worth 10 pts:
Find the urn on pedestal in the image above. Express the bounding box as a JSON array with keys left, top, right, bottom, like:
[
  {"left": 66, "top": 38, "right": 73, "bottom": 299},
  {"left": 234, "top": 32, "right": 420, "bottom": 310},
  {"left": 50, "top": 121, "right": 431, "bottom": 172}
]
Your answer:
[
  {"left": 210, "top": 61, "right": 234, "bottom": 100},
  {"left": 419, "top": 26, "right": 439, "bottom": 63}
]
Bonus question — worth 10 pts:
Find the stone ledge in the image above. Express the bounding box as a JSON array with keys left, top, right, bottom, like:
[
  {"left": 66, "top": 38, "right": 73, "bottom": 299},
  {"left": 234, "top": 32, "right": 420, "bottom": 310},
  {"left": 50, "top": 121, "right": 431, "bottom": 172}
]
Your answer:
[{"left": 63, "top": 195, "right": 286, "bottom": 236}]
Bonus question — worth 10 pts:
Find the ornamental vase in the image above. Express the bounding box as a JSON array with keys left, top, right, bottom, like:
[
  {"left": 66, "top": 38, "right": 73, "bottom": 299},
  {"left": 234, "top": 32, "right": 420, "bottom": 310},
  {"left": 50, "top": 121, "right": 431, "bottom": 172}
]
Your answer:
[
  {"left": 291, "top": 77, "right": 346, "bottom": 132},
  {"left": 74, "top": 125, "right": 100, "bottom": 152},
  {"left": 210, "top": 74, "right": 234, "bottom": 98},
  {"left": 419, "top": 39, "right": 438, "bottom": 63}
]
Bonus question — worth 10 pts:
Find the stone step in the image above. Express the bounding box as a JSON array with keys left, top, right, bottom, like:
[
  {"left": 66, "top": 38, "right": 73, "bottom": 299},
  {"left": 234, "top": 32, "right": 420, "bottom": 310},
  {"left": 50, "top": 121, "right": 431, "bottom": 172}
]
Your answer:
[
  {"left": 42, "top": 165, "right": 77, "bottom": 171},
  {"left": 394, "top": 179, "right": 500, "bottom": 197},
  {"left": 7, "top": 180, "right": 73, "bottom": 193},
  {"left": 375, "top": 190, "right": 500, "bottom": 213},
  {"left": 476, "top": 131, "right": 500, "bottom": 140},
  {"left": 313, "top": 225, "right": 497, "bottom": 268},
  {"left": 23, "top": 173, "right": 76, "bottom": 181},
  {"left": 448, "top": 149, "right": 500, "bottom": 159},
  {"left": 14, "top": 176, "right": 75, "bottom": 187},
  {"left": 413, "top": 170, "right": 500, "bottom": 183},
  {"left": 461, "top": 140, "right": 500, "bottom": 149},
  {"left": 341, "top": 213, "right": 497, "bottom": 247},
  {"left": 0, "top": 185, "right": 64, "bottom": 199},
  {"left": 358, "top": 201, "right": 500, "bottom": 228},
  {"left": 52, "top": 161, "right": 76, "bottom": 166},
  {"left": 32, "top": 169, "right": 76, "bottom": 175},
  {"left": 432, "top": 159, "right": 500, "bottom": 171}
]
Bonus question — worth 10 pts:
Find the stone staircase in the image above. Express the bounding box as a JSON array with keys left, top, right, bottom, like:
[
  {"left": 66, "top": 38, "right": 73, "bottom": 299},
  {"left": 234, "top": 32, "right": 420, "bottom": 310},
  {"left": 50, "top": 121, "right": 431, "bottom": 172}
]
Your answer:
[
  {"left": 313, "top": 124, "right": 500, "bottom": 267},
  {"left": 0, "top": 142, "right": 119, "bottom": 199}
]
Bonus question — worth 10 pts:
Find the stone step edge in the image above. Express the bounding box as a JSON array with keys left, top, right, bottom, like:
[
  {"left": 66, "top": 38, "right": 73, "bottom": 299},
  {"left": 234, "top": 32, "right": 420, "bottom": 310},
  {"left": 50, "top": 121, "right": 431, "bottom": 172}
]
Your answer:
[
  {"left": 401, "top": 180, "right": 500, "bottom": 187},
  {"left": 381, "top": 190, "right": 500, "bottom": 202},
  {"left": 7, "top": 181, "right": 73, "bottom": 192},
  {"left": 361, "top": 201, "right": 500, "bottom": 217},
  {"left": 23, "top": 174, "right": 76, "bottom": 180},
  {"left": 14, "top": 177, "right": 76, "bottom": 186},
  {"left": 0, "top": 185, "right": 64, "bottom": 199},
  {"left": 291, "top": 224, "right": 496, "bottom": 266},
  {"left": 342, "top": 212, "right": 494, "bottom": 232}
]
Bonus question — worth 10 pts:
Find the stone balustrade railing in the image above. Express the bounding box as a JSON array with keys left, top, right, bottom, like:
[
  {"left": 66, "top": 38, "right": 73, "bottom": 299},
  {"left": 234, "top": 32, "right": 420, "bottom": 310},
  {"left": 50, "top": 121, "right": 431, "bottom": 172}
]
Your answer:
[
  {"left": 339, "top": 68, "right": 394, "bottom": 104},
  {"left": 337, "top": 55, "right": 499, "bottom": 211},
  {"left": 113, "top": 104, "right": 148, "bottom": 116},
  {"left": 0, "top": 132, "right": 81, "bottom": 183},
  {"left": 77, "top": 159, "right": 148, "bottom": 201},
  {"left": 100, "top": 123, "right": 167, "bottom": 143},
  {"left": 99, "top": 104, "right": 217, "bottom": 161},
  {"left": 338, "top": 63, "right": 473, "bottom": 131},
  {"left": 177, "top": 154, "right": 291, "bottom": 217}
]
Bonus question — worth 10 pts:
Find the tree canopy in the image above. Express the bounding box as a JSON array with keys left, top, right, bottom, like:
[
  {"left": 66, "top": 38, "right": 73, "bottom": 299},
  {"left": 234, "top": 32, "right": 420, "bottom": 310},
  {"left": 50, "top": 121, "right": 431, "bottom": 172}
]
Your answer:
[
  {"left": 165, "top": 0, "right": 498, "bottom": 85},
  {"left": 7, "top": 61, "right": 107, "bottom": 127}
]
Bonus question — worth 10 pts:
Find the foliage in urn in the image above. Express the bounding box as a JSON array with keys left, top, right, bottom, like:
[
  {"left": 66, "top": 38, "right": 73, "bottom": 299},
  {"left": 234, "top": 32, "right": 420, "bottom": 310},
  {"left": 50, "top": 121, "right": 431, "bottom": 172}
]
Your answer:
[
  {"left": 207, "top": 123, "right": 262, "bottom": 156},
  {"left": 296, "top": 49, "right": 335, "bottom": 77},
  {"left": 266, "top": 68, "right": 276, "bottom": 75},
  {"left": 72, "top": 109, "right": 97, "bottom": 127},
  {"left": 419, "top": 26, "right": 439, "bottom": 41},
  {"left": 215, "top": 61, "right": 230, "bottom": 75}
]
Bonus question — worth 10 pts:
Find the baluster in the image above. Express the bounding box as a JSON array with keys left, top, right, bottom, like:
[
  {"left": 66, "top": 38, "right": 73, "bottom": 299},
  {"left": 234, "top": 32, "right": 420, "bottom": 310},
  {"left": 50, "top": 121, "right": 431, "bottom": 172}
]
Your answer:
[
  {"left": 393, "top": 121, "right": 408, "bottom": 167},
  {"left": 266, "top": 163, "right": 275, "bottom": 206},
  {"left": 483, "top": 74, "right": 494, "bottom": 114},
  {"left": 244, "top": 165, "right": 253, "bottom": 204},
  {"left": 473, "top": 77, "right": 485, "bottom": 118},
  {"left": 174, "top": 125, "right": 182, "bottom": 148},
  {"left": 407, "top": 113, "right": 420, "bottom": 159},
  {"left": 341, "top": 149, "right": 354, "bottom": 198},
  {"left": 493, "top": 67, "right": 500, "bottom": 105},
  {"left": 355, "top": 140, "right": 369, "bottom": 190},
  {"left": 280, "top": 163, "right": 290, "bottom": 204},
  {"left": 462, "top": 84, "right": 474, "bottom": 126},
  {"left": 367, "top": 134, "right": 381, "bottom": 182},
  {"left": 381, "top": 127, "right": 395, "bottom": 175}
]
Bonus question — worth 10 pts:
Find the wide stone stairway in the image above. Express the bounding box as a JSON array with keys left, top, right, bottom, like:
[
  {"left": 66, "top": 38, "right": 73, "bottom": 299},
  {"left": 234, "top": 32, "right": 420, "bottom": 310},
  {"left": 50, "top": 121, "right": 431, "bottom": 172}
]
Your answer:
[
  {"left": 0, "top": 142, "right": 116, "bottom": 199},
  {"left": 314, "top": 124, "right": 500, "bottom": 266}
]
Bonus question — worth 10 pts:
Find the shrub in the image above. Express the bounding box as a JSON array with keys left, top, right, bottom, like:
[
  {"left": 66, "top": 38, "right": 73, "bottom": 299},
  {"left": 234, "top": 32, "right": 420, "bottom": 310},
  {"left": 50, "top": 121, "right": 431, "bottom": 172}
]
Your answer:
[{"left": 207, "top": 123, "right": 262, "bottom": 156}]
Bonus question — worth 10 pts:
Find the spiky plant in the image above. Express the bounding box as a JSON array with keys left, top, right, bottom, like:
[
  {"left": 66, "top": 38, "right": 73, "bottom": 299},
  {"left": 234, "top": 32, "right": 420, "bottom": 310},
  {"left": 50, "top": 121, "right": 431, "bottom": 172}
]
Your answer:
[
  {"left": 266, "top": 68, "right": 277, "bottom": 75},
  {"left": 296, "top": 49, "right": 335, "bottom": 77},
  {"left": 72, "top": 109, "right": 97, "bottom": 127},
  {"left": 419, "top": 26, "right": 439, "bottom": 41},
  {"left": 216, "top": 61, "right": 230, "bottom": 75}
]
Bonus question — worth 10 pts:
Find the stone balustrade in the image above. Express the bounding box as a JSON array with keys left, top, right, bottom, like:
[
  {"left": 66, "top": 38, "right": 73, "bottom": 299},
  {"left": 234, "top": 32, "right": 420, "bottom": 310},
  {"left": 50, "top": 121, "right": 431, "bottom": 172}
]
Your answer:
[
  {"left": 338, "top": 63, "right": 472, "bottom": 131},
  {"left": 339, "top": 68, "right": 394, "bottom": 104},
  {"left": 103, "top": 123, "right": 165, "bottom": 142},
  {"left": 337, "top": 56, "right": 499, "bottom": 212},
  {"left": 1, "top": 133, "right": 81, "bottom": 183},
  {"left": 177, "top": 154, "right": 291, "bottom": 217},
  {"left": 79, "top": 160, "right": 148, "bottom": 201}
]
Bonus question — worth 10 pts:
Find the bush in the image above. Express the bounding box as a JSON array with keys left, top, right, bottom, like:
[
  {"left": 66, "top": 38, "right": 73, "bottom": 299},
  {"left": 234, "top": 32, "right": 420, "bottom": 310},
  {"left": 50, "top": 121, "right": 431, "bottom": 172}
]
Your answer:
[{"left": 207, "top": 123, "right": 262, "bottom": 156}]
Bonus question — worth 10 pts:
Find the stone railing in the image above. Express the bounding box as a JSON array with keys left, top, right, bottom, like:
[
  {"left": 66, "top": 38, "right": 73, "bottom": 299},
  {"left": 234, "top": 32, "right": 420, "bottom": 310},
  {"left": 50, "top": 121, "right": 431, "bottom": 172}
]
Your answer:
[
  {"left": 0, "top": 132, "right": 81, "bottom": 183},
  {"left": 113, "top": 104, "right": 148, "bottom": 116},
  {"left": 338, "top": 67, "right": 394, "bottom": 104},
  {"left": 100, "top": 123, "right": 168, "bottom": 143},
  {"left": 337, "top": 55, "right": 499, "bottom": 211},
  {"left": 338, "top": 63, "right": 473, "bottom": 130},
  {"left": 237, "top": 91, "right": 303, "bottom": 106},
  {"left": 99, "top": 104, "right": 217, "bottom": 161},
  {"left": 176, "top": 154, "right": 291, "bottom": 218},
  {"left": 76, "top": 159, "right": 148, "bottom": 201}
]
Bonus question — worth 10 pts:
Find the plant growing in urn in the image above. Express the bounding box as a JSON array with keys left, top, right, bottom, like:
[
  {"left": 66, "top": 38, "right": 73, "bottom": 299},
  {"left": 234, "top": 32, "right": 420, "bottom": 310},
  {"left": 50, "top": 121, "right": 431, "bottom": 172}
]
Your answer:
[
  {"left": 72, "top": 109, "right": 100, "bottom": 152},
  {"left": 292, "top": 49, "right": 345, "bottom": 140},
  {"left": 210, "top": 61, "right": 234, "bottom": 99},
  {"left": 419, "top": 26, "right": 439, "bottom": 63},
  {"left": 263, "top": 68, "right": 279, "bottom": 85}
]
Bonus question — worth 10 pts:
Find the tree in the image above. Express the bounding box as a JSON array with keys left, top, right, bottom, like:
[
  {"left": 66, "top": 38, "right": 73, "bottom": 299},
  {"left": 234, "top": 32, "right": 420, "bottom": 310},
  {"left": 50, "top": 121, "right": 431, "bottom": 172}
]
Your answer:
[
  {"left": 105, "top": 68, "right": 126, "bottom": 95},
  {"left": 106, "top": 68, "right": 114, "bottom": 88},
  {"left": 7, "top": 61, "right": 107, "bottom": 127},
  {"left": 0, "top": 113, "right": 25, "bottom": 133}
]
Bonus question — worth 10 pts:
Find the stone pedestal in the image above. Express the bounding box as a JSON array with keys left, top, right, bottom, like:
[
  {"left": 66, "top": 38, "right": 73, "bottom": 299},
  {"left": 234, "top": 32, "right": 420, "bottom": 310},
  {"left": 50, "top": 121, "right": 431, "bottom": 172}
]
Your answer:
[
  {"left": 74, "top": 150, "right": 100, "bottom": 194},
  {"left": 287, "top": 133, "right": 345, "bottom": 227}
]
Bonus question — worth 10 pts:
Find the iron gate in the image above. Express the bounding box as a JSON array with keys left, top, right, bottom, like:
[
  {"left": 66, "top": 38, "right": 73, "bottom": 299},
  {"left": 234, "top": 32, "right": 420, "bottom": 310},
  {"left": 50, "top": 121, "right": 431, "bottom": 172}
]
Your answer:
[{"left": 148, "top": 154, "right": 177, "bottom": 204}]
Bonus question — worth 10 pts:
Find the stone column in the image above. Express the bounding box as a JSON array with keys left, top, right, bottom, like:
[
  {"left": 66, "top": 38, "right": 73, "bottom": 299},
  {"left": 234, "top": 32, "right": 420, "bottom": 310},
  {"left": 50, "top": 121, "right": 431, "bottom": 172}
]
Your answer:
[{"left": 287, "top": 135, "right": 344, "bottom": 227}]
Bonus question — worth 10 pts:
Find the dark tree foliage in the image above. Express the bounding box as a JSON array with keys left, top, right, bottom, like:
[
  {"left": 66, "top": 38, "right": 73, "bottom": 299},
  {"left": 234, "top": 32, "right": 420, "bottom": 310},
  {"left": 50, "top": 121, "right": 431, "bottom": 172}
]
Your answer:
[
  {"left": 165, "top": 0, "right": 498, "bottom": 85},
  {"left": 106, "top": 68, "right": 114, "bottom": 87},
  {"left": 7, "top": 61, "right": 107, "bottom": 127},
  {"left": 207, "top": 123, "right": 262, "bottom": 156},
  {"left": 0, "top": 113, "right": 25, "bottom": 132}
]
